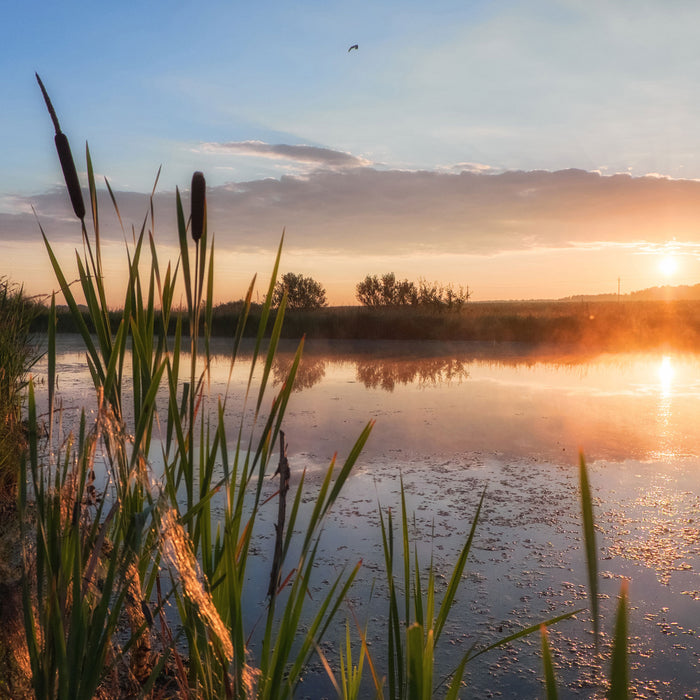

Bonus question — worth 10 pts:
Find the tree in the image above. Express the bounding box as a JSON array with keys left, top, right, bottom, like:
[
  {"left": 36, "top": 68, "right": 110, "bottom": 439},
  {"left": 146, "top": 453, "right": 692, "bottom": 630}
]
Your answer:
[
  {"left": 357, "top": 273, "right": 471, "bottom": 310},
  {"left": 355, "top": 273, "right": 417, "bottom": 307},
  {"left": 355, "top": 274, "right": 383, "bottom": 307},
  {"left": 272, "top": 272, "right": 328, "bottom": 310}
]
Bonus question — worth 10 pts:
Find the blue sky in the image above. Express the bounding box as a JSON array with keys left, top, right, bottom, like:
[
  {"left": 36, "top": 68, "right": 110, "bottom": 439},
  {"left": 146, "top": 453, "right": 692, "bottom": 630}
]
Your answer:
[{"left": 4, "top": 0, "right": 700, "bottom": 303}]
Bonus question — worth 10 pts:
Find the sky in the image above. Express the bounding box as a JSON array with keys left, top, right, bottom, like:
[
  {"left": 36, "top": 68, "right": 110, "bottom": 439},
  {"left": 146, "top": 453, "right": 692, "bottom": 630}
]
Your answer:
[{"left": 4, "top": 0, "right": 700, "bottom": 305}]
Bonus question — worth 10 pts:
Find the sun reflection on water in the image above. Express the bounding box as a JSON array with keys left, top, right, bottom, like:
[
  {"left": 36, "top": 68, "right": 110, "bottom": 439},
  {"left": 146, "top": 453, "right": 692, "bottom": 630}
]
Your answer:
[
  {"left": 653, "top": 356, "right": 676, "bottom": 459},
  {"left": 658, "top": 355, "right": 674, "bottom": 397}
]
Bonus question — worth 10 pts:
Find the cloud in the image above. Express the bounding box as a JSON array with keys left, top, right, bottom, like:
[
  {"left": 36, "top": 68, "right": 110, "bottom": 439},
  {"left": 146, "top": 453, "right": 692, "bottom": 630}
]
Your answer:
[
  {"left": 6, "top": 167, "right": 700, "bottom": 260},
  {"left": 436, "top": 162, "right": 498, "bottom": 175},
  {"left": 0, "top": 195, "right": 35, "bottom": 216},
  {"left": 196, "top": 141, "right": 371, "bottom": 169}
]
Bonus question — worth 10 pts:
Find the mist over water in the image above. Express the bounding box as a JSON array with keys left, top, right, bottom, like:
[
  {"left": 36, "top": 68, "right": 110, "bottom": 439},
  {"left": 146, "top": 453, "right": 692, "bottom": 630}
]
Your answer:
[{"left": 36, "top": 336, "right": 700, "bottom": 697}]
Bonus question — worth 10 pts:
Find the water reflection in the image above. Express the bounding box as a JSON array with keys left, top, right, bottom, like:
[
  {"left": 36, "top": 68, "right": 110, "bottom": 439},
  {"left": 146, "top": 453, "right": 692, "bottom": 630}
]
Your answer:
[
  {"left": 272, "top": 355, "right": 327, "bottom": 391},
  {"left": 355, "top": 357, "right": 469, "bottom": 391},
  {"left": 606, "top": 476, "right": 698, "bottom": 585},
  {"left": 267, "top": 341, "right": 700, "bottom": 463},
  {"left": 654, "top": 356, "right": 676, "bottom": 459},
  {"left": 37, "top": 337, "right": 700, "bottom": 463},
  {"left": 272, "top": 349, "right": 470, "bottom": 392}
]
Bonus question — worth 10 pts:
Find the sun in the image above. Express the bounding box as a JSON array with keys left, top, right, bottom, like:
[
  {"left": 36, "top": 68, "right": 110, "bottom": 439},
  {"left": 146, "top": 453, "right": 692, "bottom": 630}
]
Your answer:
[{"left": 658, "top": 255, "right": 678, "bottom": 277}]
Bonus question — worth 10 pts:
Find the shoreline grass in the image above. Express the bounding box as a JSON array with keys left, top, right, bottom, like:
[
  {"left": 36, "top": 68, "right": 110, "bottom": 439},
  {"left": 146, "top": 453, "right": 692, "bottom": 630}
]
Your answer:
[
  {"left": 30, "top": 298, "right": 700, "bottom": 350},
  {"left": 0, "top": 279, "right": 40, "bottom": 505}
]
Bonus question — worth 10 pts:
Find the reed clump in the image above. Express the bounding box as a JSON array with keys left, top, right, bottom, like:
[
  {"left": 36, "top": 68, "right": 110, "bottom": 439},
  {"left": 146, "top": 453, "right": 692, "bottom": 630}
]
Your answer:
[
  {"left": 0, "top": 279, "right": 40, "bottom": 699},
  {"left": 0, "top": 279, "right": 39, "bottom": 504}
]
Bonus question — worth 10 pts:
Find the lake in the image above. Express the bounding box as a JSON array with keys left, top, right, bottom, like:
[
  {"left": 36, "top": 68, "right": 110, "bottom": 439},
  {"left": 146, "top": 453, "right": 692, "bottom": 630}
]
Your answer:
[{"left": 37, "top": 336, "right": 700, "bottom": 698}]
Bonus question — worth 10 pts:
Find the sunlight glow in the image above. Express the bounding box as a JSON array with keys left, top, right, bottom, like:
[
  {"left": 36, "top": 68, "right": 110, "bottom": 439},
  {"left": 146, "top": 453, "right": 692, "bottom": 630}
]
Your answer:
[
  {"left": 659, "top": 255, "right": 678, "bottom": 277},
  {"left": 659, "top": 355, "right": 674, "bottom": 397}
]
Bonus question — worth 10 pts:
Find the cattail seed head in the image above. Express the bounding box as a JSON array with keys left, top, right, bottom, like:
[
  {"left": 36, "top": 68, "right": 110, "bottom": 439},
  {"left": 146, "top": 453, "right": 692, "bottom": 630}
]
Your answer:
[
  {"left": 190, "top": 171, "right": 206, "bottom": 243},
  {"left": 55, "top": 133, "right": 86, "bottom": 221},
  {"left": 36, "top": 73, "right": 85, "bottom": 221}
]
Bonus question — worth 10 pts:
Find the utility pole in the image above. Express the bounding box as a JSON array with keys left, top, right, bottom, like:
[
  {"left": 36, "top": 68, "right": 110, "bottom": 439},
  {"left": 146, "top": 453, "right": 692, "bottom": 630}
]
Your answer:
[{"left": 617, "top": 277, "right": 621, "bottom": 302}]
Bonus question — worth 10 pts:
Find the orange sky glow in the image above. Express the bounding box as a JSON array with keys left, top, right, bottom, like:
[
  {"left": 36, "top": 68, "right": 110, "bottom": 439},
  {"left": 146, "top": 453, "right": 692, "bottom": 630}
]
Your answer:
[
  {"left": 6, "top": 170, "right": 700, "bottom": 307},
  {"left": 6, "top": 3, "right": 700, "bottom": 306}
]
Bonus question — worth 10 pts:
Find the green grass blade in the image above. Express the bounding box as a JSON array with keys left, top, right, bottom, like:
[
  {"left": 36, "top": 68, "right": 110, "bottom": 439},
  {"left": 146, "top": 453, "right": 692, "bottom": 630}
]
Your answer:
[
  {"left": 609, "top": 580, "right": 629, "bottom": 700},
  {"left": 48, "top": 293, "right": 56, "bottom": 439},
  {"left": 413, "top": 546, "right": 424, "bottom": 629},
  {"left": 41, "top": 230, "right": 101, "bottom": 370},
  {"left": 444, "top": 653, "right": 468, "bottom": 700},
  {"left": 579, "top": 452, "right": 599, "bottom": 648},
  {"left": 248, "top": 233, "right": 284, "bottom": 391},
  {"left": 255, "top": 291, "right": 287, "bottom": 415},
  {"left": 321, "top": 420, "right": 374, "bottom": 520},
  {"left": 406, "top": 622, "right": 424, "bottom": 700},
  {"left": 175, "top": 187, "right": 193, "bottom": 313},
  {"left": 434, "top": 488, "right": 485, "bottom": 642},
  {"left": 466, "top": 609, "right": 583, "bottom": 664},
  {"left": 540, "top": 624, "right": 559, "bottom": 700}
]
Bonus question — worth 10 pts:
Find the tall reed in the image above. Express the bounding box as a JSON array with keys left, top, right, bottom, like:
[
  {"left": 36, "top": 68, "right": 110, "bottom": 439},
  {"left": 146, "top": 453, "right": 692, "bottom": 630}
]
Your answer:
[
  {"left": 0, "top": 279, "right": 39, "bottom": 503},
  {"left": 25, "top": 75, "right": 373, "bottom": 699}
]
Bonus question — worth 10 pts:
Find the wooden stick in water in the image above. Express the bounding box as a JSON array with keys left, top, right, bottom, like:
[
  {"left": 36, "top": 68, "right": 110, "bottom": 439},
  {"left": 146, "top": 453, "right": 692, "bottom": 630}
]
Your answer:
[{"left": 268, "top": 431, "right": 290, "bottom": 599}]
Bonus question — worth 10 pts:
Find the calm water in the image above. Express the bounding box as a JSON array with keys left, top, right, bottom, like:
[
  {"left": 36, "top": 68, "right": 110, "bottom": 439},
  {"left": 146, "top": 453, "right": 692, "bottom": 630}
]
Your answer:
[{"left": 37, "top": 336, "right": 700, "bottom": 698}]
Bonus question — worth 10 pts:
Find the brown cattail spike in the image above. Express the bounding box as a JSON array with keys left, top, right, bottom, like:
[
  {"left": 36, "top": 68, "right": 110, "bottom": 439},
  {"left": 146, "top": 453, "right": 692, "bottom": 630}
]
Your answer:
[
  {"left": 190, "top": 171, "right": 206, "bottom": 243},
  {"left": 55, "top": 133, "right": 86, "bottom": 220},
  {"left": 36, "top": 73, "right": 85, "bottom": 221}
]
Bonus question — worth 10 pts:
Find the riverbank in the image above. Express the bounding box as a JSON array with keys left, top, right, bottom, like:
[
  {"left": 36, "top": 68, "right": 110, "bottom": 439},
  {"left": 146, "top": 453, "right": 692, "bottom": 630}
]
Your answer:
[{"left": 33, "top": 299, "right": 700, "bottom": 349}]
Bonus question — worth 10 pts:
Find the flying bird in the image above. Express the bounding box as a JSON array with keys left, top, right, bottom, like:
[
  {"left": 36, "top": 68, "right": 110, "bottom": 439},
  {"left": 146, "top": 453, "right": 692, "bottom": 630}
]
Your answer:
[{"left": 348, "top": 44, "right": 359, "bottom": 52}]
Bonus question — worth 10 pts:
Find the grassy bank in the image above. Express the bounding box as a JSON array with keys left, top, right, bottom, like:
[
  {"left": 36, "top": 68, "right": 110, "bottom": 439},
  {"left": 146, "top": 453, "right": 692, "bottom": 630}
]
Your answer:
[
  {"left": 0, "top": 281, "right": 40, "bottom": 696},
  {"left": 267, "top": 299, "right": 700, "bottom": 347},
  {"left": 33, "top": 298, "right": 700, "bottom": 349}
]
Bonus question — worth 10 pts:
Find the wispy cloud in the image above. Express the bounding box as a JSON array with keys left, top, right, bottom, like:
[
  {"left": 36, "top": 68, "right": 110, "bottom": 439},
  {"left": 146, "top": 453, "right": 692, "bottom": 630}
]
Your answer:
[
  {"left": 196, "top": 141, "right": 371, "bottom": 169},
  {"left": 0, "top": 195, "right": 36, "bottom": 216},
  {"left": 436, "top": 162, "right": 498, "bottom": 175}
]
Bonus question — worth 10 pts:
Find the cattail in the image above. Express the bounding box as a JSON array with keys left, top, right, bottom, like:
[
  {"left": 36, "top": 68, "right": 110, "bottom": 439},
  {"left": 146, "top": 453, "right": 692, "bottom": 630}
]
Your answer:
[
  {"left": 190, "top": 171, "right": 206, "bottom": 243},
  {"left": 54, "top": 132, "right": 85, "bottom": 221},
  {"left": 36, "top": 73, "right": 86, "bottom": 221}
]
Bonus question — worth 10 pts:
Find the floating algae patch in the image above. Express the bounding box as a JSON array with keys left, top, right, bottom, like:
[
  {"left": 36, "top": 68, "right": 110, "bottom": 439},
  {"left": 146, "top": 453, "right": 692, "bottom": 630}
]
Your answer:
[{"left": 287, "top": 451, "right": 700, "bottom": 698}]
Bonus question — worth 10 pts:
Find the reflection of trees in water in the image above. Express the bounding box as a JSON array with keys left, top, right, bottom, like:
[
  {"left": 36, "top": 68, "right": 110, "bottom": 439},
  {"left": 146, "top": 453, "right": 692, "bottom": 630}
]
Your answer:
[
  {"left": 272, "top": 354, "right": 470, "bottom": 392},
  {"left": 356, "top": 357, "right": 470, "bottom": 391},
  {"left": 273, "top": 356, "right": 327, "bottom": 391}
]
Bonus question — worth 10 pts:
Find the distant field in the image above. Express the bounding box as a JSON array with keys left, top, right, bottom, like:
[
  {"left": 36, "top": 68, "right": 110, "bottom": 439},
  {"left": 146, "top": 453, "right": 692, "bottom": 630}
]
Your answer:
[{"left": 34, "top": 299, "right": 700, "bottom": 349}]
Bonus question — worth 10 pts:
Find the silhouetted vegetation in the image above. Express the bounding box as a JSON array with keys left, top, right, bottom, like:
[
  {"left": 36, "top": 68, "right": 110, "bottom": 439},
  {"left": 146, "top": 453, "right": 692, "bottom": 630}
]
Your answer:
[
  {"left": 356, "top": 272, "right": 418, "bottom": 306},
  {"left": 355, "top": 272, "right": 471, "bottom": 309},
  {"left": 272, "top": 271, "right": 328, "bottom": 309},
  {"left": 32, "top": 298, "right": 700, "bottom": 349}
]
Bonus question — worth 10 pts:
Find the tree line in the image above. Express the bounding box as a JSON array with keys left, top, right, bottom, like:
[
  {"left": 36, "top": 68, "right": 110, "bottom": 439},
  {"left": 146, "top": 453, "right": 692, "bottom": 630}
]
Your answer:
[{"left": 273, "top": 271, "right": 471, "bottom": 310}]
